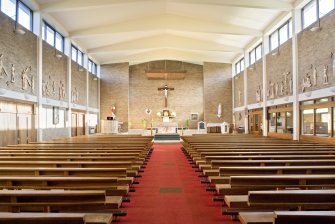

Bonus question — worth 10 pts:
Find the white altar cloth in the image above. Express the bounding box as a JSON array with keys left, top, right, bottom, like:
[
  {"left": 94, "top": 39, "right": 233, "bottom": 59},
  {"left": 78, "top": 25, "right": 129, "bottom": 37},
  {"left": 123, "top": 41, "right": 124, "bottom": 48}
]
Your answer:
[{"left": 155, "top": 122, "right": 178, "bottom": 134}]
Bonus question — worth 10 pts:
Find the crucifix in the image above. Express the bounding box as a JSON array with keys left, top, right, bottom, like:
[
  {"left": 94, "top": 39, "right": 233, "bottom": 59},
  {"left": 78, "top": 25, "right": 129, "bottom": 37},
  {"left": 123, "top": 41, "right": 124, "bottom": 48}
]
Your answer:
[{"left": 158, "top": 84, "right": 174, "bottom": 108}]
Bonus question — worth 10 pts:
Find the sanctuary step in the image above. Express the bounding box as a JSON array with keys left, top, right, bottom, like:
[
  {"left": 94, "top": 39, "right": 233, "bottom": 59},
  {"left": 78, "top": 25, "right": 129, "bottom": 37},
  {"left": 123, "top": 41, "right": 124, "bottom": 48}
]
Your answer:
[{"left": 154, "top": 134, "right": 180, "bottom": 141}]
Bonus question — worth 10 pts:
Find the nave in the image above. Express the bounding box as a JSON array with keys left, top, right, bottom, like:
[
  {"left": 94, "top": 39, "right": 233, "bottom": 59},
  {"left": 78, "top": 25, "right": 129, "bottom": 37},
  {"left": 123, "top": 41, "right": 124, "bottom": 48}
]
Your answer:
[{"left": 1, "top": 134, "right": 335, "bottom": 223}]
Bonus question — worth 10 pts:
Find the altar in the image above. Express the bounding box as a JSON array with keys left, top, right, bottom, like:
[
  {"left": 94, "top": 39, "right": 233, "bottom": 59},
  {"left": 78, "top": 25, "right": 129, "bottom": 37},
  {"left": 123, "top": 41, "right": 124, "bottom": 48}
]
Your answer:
[{"left": 155, "top": 122, "right": 178, "bottom": 134}]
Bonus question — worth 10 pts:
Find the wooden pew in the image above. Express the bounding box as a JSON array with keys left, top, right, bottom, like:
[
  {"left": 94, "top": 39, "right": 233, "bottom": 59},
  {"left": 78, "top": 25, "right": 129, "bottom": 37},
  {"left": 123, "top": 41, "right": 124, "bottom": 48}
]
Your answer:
[
  {"left": 217, "top": 174, "right": 335, "bottom": 195},
  {"left": 239, "top": 211, "right": 335, "bottom": 224},
  {"left": 0, "top": 160, "right": 140, "bottom": 168},
  {"left": 203, "top": 159, "right": 335, "bottom": 176},
  {"left": 224, "top": 189, "right": 335, "bottom": 210},
  {"left": 0, "top": 167, "right": 133, "bottom": 185},
  {"left": 0, "top": 190, "right": 123, "bottom": 212},
  {"left": 208, "top": 165, "right": 335, "bottom": 184},
  {"left": 0, "top": 176, "right": 130, "bottom": 196},
  {"left": 0, "top": 212, "right": 114, "bottom": 224},
  {"left": 200, "top": 155, "right": 335, "bottom": 169},
  {"left": 274, "top": 211, "right": 335, "bottom": 224},
  {"left": 238, "top": 212, "right": 273, "bottom": 224},
  {"left": 0, "top": 167, "right": 127, "bottom": 177}
]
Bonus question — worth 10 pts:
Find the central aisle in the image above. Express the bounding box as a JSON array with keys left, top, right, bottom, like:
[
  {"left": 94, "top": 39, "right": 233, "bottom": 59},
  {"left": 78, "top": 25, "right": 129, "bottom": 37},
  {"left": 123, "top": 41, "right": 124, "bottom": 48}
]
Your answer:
[{"left": 119, "top": 143, "right": 234, "bottom": 224}]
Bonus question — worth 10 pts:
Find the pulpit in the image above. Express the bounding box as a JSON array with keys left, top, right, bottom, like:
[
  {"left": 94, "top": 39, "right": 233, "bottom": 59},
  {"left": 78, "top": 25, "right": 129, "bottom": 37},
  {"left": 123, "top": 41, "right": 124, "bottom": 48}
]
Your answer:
[{"left": 101, "top": 120, "right": 119, "bottom": 134}]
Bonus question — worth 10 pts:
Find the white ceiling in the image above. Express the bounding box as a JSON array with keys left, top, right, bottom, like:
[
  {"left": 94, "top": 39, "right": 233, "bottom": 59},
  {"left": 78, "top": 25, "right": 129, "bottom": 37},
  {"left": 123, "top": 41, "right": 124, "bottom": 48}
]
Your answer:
[{"left": 32, "top": 0, "right": 296, "bottom": 65}]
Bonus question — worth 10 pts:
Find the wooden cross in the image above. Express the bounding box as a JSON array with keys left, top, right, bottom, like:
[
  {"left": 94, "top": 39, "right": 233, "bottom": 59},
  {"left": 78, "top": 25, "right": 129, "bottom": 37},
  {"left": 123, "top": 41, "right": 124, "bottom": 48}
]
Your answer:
[{"left": 158, "top": 84, "right": 174, "bottom": 108}]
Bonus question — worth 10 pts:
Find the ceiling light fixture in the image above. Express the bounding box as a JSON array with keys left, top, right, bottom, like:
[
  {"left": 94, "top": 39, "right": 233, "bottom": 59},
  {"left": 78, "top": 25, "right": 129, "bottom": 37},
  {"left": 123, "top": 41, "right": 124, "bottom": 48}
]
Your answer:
[
  {"left": 272, "top": 47, "right": 279, "bottom": 56},
  {"left": 310, "top": 18, "right": 321, "bottom": 32},
  {"left": 13, "top": 22, "right": 25, "bottom": 35}
]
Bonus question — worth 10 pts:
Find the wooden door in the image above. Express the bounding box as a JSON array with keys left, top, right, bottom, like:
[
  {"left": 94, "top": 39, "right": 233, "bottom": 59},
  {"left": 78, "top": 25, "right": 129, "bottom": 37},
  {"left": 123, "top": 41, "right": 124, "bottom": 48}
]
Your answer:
[
  {"left": 17, "top": 114, "right": 29, "bottom": 144},
  {"left": 249, "top": 111, "right": 263, "bottom": 135},
  {"left": 77, "top": 113, "right": 85, "bottom": 136},
  {"left": 0, "top": 111, "right": 17, "bottom": 146},
  {"left": 71, "top": 113, "right": 77, "bottom": 137}
]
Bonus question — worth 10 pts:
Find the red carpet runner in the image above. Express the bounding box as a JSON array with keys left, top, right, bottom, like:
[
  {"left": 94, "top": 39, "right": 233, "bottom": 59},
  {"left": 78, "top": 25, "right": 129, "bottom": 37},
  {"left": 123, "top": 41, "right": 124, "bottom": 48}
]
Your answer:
[{"left": 118, "top": 143, "right": 236, "bottom": 224}]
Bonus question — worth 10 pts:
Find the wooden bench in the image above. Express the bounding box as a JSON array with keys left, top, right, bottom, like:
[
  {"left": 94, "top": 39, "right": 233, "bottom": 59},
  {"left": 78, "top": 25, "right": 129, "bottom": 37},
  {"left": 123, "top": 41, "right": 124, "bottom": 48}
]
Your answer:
[
  {"left": 0, "top": 212, "right": 114, "bottom": 224},
  {"left": 236, "top": 210, "right": 335, "bottom": 224},
  {"left": 274, "top": 211, "right": 335, "bottom": 224},
  {"left": 0, "top": 160, "right": 141, "bottom": 172},
  {"left": 238, "top": 212, "right": 273, "bottom": 224},
  {"left": 203, "top": 159, "right": 335, "bottom": 176},
  {"left": 0, "top": 189, "right": 123, "bottom": 212},
  {"left": 0, "top": 167, "right": 133, "bottom": 185},
  {"left": 0, "top": 167, "right": 127, "bottom": 176},
  {"left": 248, "top": 189, "right": 335, "bottom": 209},
  {"left": 217, "top": 174, "right": 335, "bottom": 195},
  {"left": 0, "top": 176, "right": 129, "bottom": 196},
  {"left": 207, "top": 165, "right": 335, "bottom": 184},
  {"left": 224, "top": 189, "right": 335, "bottom": 211}
]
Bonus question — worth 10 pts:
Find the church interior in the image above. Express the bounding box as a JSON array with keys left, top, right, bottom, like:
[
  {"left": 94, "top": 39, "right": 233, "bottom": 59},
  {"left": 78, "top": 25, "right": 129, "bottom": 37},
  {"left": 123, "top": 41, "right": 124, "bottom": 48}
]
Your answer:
[{"left": 1, "top": 0, "right": 335, "bottom": 223}]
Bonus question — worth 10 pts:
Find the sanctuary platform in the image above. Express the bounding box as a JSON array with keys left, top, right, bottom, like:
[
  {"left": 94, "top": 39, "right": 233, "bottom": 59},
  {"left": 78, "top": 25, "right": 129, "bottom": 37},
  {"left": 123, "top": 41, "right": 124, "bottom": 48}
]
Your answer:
[{"left": 154, "top": 133, "right": 180, "bottom": 142}]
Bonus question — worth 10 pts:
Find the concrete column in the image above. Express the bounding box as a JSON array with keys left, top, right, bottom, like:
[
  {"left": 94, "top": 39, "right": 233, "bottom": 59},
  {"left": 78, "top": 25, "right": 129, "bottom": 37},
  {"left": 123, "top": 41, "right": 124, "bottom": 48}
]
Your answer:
[
  {"left": 243, "top": 54, "right": 249, "bottom": 134},
  {"left": 36, "top": 12, "right": 43, "bottom": 142},
  {"left": 262, "top": 35, "right": 268, "bottom": 136},
  {"left": 66, "top": 38, "right": 72, "bottom": 138},
  {"left": 85, "top": 69, "right": 89, "bottom": 135},
  {"left": 292, "top": 9, "right": 301, "bottom": 141}
]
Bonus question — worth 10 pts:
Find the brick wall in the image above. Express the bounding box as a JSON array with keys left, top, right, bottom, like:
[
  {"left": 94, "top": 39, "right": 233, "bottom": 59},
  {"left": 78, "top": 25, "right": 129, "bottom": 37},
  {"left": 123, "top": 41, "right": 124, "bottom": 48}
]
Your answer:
[
  {"left": 247, "top": 60, "right": 263, "bottom": 104},
  {"left": 88, "top": 73, "right": 99, "bottom": 108},
  {"left": 266, "top": 40, "right": 293, "bottom": 99},
  {"left": 100, "top": 63, "right": 129, "bottom": 131},
  {"left": 129, "top": 60, "right": 203, "bottom": 129},
  {"left": 42, "top": 42, "right": 68, "bottom": 101},
  {"left": 0, "top": 12, "right": 37, "bottom": 94},
  {"left": 298, "top": 10, "right": 335, "bottom": 94},
  {"left": 203, "top": 62, "right": 232, "bottom": 124},
  {"left": 234, "top": 111, "right": 245, "bottom": 130},
  {"left": 233, "top": 73, "right": 244, "bottom": 108},
  {"left": 71, "top": 63, "right": 87, "bottom": 106}
]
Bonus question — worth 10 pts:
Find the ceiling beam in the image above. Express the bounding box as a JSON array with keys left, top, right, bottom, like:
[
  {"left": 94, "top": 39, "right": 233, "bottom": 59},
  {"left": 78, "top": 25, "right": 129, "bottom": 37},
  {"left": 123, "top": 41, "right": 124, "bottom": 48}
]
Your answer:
[
  {"left": 40, "top": 0, "right": 292, "bottom": 13},
  {"left": 88, "top": 34, "right": 243, "bottom": 54},
  {"left": 40, "top": 0, "right": 149, "bottom": 13},
  {"left": 70, "top": 14, "right": 262, "bottom": 38},
  {"left": 101, "top": 48, "right": 234, "bottom": 65},
  {"left": 169, "top": 0, "right": 293, "bottom": 11}
]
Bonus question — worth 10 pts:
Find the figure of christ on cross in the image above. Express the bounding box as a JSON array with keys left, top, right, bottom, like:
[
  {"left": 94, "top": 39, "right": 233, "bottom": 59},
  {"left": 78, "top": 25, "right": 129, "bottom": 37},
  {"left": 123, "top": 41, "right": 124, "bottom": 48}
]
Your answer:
[{"left": 158, "top": 84, "right": 174, "bottom": 108}]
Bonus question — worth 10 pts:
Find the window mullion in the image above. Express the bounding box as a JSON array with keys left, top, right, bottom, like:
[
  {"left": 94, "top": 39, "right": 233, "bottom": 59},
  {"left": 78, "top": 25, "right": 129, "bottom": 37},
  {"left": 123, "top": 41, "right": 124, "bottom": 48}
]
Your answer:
[{"left": 15, "top": 0, "right": 19, "bottom": 22}]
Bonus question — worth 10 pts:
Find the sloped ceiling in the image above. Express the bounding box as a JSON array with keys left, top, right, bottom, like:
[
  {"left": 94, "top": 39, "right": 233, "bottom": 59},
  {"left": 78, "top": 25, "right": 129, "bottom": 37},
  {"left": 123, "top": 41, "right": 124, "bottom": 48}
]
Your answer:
[{"left": 33, "top": 0, "right": 295, "bottom": 65}]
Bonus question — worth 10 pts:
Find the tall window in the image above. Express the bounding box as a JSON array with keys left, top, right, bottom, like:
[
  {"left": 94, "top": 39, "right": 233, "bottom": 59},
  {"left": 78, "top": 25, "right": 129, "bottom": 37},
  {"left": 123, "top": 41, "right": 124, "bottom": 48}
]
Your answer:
[
  {"left": 235, "top": 58, "right": 244, "bottom": 74},
  {"left": 249, "top": 44, "right": 262, "bottom": 65},
  {"left": 0, "top": 0, "right": 32, "bottom": 31},
  {"left": 71, "top": 45, "right": 84, "bottom": 66},
  {"left": 302, "top": 0, "right": 335, "bottom": 29},
  {"left": 42, "top": 22, "right": 64, "bottom": 52},
  {"left": 269, "top": 20, "right": 292, "bottom": 51},
  {"left": 88, "top": 59, "right": 97, "bottom": 75}
]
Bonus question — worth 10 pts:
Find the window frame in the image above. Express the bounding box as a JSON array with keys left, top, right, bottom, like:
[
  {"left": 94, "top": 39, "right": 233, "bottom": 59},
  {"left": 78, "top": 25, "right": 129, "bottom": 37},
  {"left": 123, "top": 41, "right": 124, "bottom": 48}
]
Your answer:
[
  {"left": 235, "top": 58, "right": 245, "bottom": 74},
  {"left": 249, "top": 43, "right": 262, "bottom": 65},
  {"left": 302, "top": 0, "right": 335, "bottom": 29},
  {"left": 269, "top": 19, "right": 292, "bottom": 51},
  {"left": 71, "top": 45, "right": 84, "bottom": 66},
  {"left": 88, "top": 59, "right": 97, "bottom": 75},
  {"left": 42, "top": 21, "right": 64, "bottom": 52},
  {"left": 302, "top": 0, "right": 318, "bottom": 29},
  {"left": 0, "top": 0, "right": 33, "bottom": 31}
]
